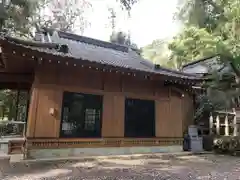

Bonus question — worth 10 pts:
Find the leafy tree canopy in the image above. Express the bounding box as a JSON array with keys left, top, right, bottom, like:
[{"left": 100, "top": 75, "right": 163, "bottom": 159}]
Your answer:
[
  {"left": 169, "top": 0, "right": 240, "bottom": 112},
  {"left": 0, "top": 0, "right": 139, "bottom": 37},
  {"left": 141, "top": 40, "right": 169, "bottom": 66},
  {"left": 170, "top": 0, "right": 240, "bottom": 66},
  {"left": 0, "top": 0, "right": 41, "bottom": 37}
]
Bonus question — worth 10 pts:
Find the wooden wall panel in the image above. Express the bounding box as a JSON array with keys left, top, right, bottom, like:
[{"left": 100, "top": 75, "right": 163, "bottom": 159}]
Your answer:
[
  {"left": 101, "top": 93, "right": 124, "bottom": 137},
  {"left": 169, "top": 95, "right": 183, "bottom": 137},
  {"left": 58, "top": 68, "right": 103, "bottom": 90},
  {"left": 155, "top": 86, "right": 170, "bottom": 100},
  {"left": 182, "top": 93, "right": 194, "bottom": 133},
  {"left": 155, "top": 95, "right": 184, "bottom": 137},
  {"left": 27, "top": 64, "right": 194, "bottom": 139},
  {"left": 30, "top": 65, "right": 63, "bottom": 138},
  {"left": 103, "top": 73, "right": 121, "bottom": 92},
  {"left": 35, "top": 65, "right": 58, "bottom": 85},
  {"left": 155, "top": 100, "right": 170, "bottom": 137},
  {"left": 33, "top": 86, "right": 63, "bottom": 138},
  {"left": 113, "top": 94, "right": 125, "bottom": 137},
  {"left": 123, "top": 77, "right": 154, "bottom": 96},
  {"left": 101, "top": 94, "right": 114, "bottom": 137}
]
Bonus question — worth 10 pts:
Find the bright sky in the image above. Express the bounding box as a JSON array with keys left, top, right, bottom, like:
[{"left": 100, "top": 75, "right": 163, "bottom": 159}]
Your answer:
[{"left": 83, "top": 0, "right": 181, "bottom": 47}]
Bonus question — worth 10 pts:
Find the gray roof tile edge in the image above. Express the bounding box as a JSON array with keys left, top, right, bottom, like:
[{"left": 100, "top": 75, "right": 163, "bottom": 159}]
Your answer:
[{"left": 0, "top": 36, "right": 202, "bottom": 81}]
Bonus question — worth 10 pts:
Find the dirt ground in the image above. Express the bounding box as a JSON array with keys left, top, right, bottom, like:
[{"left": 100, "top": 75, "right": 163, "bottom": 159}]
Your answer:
[{"left": 1, "top": 153, "right": 240, "bottom": 180}]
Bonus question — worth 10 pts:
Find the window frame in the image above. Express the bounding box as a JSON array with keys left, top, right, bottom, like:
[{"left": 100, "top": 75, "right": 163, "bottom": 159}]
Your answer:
[
  {"left": 60, "top": 91, "right": 103, "bottom": 138},
  {"left": 124, "top": 98, "right": 156, "bottom": 138}
]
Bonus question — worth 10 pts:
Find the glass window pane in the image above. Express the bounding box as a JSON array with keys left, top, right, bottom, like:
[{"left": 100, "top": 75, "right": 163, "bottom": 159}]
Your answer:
[
  {"left": 124, "top": 98, "right": 155, "bottom": 138},
  {"left": 60, "top": 92, "right": 102, "bottom": 138}
]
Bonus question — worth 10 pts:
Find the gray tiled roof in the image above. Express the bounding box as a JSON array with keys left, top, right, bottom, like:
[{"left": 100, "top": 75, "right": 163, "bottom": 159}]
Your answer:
[
  {"left": 50, "top": 31, "right": 201, "bottom": 80},
  {"left": 1, "top": 30, "right": 202, "bottom": 80}
]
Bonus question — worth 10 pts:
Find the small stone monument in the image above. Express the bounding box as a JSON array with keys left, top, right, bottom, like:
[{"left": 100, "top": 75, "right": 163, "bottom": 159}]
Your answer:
[{"left": 188, "top": 125, "right": 203, "bottom": 152}]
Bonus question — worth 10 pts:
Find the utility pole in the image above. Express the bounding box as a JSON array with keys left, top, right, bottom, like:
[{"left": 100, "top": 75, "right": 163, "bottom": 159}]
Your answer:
[
  {"left": 127, "top": 9, "right": 131, "bottom": 45},
  {"left": 108, "top": 7, "right": 116, "bottom": 33}
]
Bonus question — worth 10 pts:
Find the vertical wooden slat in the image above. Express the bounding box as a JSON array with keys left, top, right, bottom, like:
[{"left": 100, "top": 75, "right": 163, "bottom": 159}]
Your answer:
[
  {"left": 102, "top": 94, "right": 124, "bottom": 137},
  {"left": 113, "top": 94, "right": 125, "bottom": 137},
  {"left": 181, "top": 94, "right": 194, "bottom": 133},
  {"left": 101, "top": 93, "right": 114, "bottom": 137},
  {"left": 26, "top": 87, "right": 39, "bottom": 138},
  {"left": 170, "top": 95, "right": 183, "bottom": 137},
  {"left": 155, "top": 100, "right": 170, "bottom": 137},
  {"left": 53, "top": 89, "right": 63, "bottom": 137},
  {"left": 34, "top": 87, "right": 62, "bottom": 137}
]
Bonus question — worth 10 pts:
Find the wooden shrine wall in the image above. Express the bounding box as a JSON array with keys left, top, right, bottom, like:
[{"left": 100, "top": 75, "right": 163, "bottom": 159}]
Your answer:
[{"left": 26, "top": 64, "right": 194, "bottom": 140}]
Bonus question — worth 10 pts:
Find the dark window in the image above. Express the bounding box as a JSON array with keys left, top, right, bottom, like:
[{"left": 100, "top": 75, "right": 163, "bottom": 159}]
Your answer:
[
  {"left": 60, "top": 92, "right": 102, "bottom": 138},
  {"left": 124, "top": 98, "right": 155, "bottom": 137}
]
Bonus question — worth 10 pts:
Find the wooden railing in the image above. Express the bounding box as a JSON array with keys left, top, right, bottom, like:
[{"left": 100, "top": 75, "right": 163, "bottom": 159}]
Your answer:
[{"left": 209, "top": 110, "right": 238, "bottom": 136}]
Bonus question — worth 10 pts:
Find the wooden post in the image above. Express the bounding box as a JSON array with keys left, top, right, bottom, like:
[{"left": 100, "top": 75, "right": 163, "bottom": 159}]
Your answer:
[
  {"left": 233, "top": 116, "right": 238, "bottom": 136},
  {"left": 233, "top": 109, "right": 238, "bottom": 136},
  {"left": 233, "top": 109, "right": 237, "bottom": 136},
  {"left": 209, "top": 113, "right": 213, "bottom": 135},
  {"left": 216, "top": 115, "right": 220, "bottom": 135},
  {"left": 225, "top": 115, "right": 229, "bottom": 136}
]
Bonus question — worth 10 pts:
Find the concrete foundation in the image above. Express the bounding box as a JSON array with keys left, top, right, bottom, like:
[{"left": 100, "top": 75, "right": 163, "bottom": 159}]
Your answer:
[{"left": 27, "top": 145, "right": 182, "bottom": 159}]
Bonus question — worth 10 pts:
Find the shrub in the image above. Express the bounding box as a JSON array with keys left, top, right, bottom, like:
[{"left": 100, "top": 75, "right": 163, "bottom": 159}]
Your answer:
[{"left": 213, "top": 136, "right": 240, "bottom": 155}]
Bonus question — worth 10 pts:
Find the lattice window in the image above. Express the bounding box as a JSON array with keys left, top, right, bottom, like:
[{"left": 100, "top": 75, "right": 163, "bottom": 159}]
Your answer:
[{"left": 84, "top": 109, "right": 100, "bottom": 131}]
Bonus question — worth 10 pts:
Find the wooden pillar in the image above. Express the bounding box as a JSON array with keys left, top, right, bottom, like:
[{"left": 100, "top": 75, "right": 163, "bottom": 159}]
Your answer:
[
  {"left": 113, "top": 94, "right": 124, "bottom": 137},
  {"left": 216, "top": 115, "right": 220, "bottom": 135},
  {"left": 209, "top": 113, "right": 213, "bottom": 135},
  {"left": 101, "top": 93, "right": 114, "bottom": 137},
  {"left": 233, "top": 109, "right": 238, "bottom": 136},
  {"left": 26, "top": 87, "right": 39, "bottom": 138},
  {"left": 225, "top": 115, "right": 229, "bottom": 136}
]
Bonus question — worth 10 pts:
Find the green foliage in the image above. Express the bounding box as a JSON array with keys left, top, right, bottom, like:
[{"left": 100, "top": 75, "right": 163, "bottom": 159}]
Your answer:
[
  {"left": 194, "top": 68, "right": 240, "bottom": 121},
  {"left": 176, "top": 0, "right": 227, "bottom": 32},
  {"left": 0, "top": 90, "right": 17, "bottom": 121},
  {"left": 0, "top": 0, "right": 41, "bottom": 37},
  {"left": 168, "top": 26, "right": 221, "bottom": 69},
  {"left": 0, "top": 0, "right": 139, "bottom": 37},
  {"left": 194, "top": 94, "right": 214, "bottom": 122},
  {"left": 171, "top": 0, "right": 240, "bottom": 66},
  {"left": 34, "top": 0, "right": 92, "bottom": 34},
  {"left": 167, "top": 0, "right": 240, "bottom": 113},
  {"left": 141, "top": 40, "right": 169, "bottom": 66}
]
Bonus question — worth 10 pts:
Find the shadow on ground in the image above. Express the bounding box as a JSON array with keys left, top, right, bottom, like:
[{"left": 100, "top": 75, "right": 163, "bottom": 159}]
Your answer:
[{"left": 1, "top": 154, "right": 240, "bottom": 180}]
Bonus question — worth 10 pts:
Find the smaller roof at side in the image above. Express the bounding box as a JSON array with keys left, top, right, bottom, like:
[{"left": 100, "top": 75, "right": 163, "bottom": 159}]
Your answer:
[{"left": 182, "top": 55, "right": 220, "bottom": 68}]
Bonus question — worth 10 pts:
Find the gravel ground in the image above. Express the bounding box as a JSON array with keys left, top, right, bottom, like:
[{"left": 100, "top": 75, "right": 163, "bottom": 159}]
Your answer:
[{"left": 1, "top": 154, "right": 240, "bottom": 180}]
